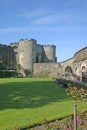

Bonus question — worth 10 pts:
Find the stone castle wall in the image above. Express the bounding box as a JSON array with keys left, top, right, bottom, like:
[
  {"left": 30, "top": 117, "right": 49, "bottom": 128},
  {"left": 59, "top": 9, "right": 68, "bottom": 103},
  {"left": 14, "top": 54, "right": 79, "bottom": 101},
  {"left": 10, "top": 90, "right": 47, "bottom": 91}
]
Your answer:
[
  {"left": 34, "top": 47, "right": 87, "bottom": 81},
  {"left": 74, "top": 47, "right": 87, "bottom": 62},
  {"left": 0, "top": 44, "right": 16, "bottom": 69},
  {"left": 34, "top": 63, "right": 61, "bottom": 77},
  {"left": 0, "top": 38, "right": 87, "bottom": 80}
]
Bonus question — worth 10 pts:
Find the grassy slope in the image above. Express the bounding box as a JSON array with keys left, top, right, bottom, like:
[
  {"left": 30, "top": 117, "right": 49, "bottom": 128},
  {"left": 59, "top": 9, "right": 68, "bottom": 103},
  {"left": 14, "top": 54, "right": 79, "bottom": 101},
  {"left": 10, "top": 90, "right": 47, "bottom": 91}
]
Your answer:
[{"left": 0, "top": 78, "right": 87, "bottom": 130}]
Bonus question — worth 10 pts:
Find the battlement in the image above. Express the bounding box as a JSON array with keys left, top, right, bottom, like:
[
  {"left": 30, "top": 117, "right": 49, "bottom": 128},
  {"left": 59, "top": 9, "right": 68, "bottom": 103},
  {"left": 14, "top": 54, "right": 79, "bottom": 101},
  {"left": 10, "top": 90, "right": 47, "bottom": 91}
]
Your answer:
[
  {"left": 19, "top": 38, "right": 37, "bottom": 43},
  {"left": 43, "top": 45, "right": 56, "bottom": 47},
  {"left": 0, "top": 44, "right": 6, "bottom": 46},
  {"left": 10, "top": 42, "right": 19, "bottom": 46}
]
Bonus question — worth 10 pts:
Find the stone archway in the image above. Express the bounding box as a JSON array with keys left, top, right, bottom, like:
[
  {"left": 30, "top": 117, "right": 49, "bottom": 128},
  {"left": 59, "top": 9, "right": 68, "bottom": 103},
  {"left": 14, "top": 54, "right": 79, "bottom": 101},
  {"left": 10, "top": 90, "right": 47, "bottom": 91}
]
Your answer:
[
  {"left": 82, "top": 66, "right": 87, "bottom": 81},
  {"left": 65, "top": 66, "right": 73, "bottom": 74},
  {"left": 65, "top": 66, "right": 73, "bottom": 80}
]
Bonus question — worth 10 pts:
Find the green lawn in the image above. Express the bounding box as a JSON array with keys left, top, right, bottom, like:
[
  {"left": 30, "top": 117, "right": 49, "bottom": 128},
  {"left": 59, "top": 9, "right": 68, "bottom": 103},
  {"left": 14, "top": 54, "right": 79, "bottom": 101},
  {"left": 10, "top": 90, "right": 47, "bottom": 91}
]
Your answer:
[{"left": 0, "top": 78, "right": 87, "bottom": 130}]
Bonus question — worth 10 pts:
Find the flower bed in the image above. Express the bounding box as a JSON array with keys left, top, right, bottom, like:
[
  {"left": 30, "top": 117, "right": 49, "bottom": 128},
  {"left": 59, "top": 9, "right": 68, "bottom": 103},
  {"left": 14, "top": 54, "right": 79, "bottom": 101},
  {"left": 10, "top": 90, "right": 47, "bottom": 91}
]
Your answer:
[{"left": 13, "top": 110, "right": 87, "bottom": 130}]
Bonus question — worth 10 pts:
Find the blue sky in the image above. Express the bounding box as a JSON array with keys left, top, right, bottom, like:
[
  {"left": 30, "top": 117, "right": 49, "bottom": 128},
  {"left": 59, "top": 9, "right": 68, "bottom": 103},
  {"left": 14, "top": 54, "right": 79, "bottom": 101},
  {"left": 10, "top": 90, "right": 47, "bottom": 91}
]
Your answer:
[{"left": 0, "top": 0, "right": 87, "bottom": 62}]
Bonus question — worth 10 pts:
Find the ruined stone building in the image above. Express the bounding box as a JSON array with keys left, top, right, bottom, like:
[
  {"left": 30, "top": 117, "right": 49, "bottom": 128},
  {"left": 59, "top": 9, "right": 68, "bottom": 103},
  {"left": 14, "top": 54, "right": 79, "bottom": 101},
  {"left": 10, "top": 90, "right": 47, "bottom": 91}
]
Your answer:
[{"left": 0, "top": 38, "right": 87, "bottom": 81}]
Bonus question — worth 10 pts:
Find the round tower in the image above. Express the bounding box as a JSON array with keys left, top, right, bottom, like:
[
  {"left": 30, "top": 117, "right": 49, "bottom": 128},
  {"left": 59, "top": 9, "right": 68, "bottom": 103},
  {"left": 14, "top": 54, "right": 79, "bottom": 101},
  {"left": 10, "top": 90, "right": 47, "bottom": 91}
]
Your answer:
[
  {"left": 43, "top": 45, "right": 56, "bottom": 62},
  {"left": 18, "top": 39, "right": 35, "bottom": 71}
]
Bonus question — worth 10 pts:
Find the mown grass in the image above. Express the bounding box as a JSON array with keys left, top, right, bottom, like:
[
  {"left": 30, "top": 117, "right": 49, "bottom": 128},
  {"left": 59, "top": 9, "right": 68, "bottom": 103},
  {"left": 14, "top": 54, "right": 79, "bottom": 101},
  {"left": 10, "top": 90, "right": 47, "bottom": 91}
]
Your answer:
[{"left": 0, "top": 78, "right": 87, "bottom": 130}]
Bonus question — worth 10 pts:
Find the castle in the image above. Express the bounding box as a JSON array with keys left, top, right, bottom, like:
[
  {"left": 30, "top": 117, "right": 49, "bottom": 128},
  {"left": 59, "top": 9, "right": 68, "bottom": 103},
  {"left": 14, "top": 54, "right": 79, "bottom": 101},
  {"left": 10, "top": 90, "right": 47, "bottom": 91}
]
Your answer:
[
  {"left": 0, "top": 38, "right": 87, "bottom": 81},
  {"left": 0, "top": 38, "right": 57, "bottom": 76}
]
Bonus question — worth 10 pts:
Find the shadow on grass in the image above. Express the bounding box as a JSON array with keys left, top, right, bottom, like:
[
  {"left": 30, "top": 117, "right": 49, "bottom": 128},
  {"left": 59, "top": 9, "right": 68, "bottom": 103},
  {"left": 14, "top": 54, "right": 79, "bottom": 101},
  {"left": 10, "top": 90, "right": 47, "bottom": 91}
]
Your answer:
[{"left": 0, "top": 80, "right": 71, "bottom": 110}]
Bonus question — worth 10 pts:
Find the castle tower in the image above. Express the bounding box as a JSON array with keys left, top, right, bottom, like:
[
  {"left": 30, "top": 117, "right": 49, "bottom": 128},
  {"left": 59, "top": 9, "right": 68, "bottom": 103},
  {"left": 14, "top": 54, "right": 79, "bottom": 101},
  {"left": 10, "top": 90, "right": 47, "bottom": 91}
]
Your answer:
[
  {"left": 18, "top": 39, "right": 36, "bottom": 71},
  {"left": 43, "top": 45, "right": 56, "bottom": 62}
]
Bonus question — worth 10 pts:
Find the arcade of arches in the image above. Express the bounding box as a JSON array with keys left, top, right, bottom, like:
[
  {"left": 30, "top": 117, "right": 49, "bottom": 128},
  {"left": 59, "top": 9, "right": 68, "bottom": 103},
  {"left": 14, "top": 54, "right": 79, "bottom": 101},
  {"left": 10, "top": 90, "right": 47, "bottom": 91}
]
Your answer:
[{"left": 64, "top": 63, "right": 87, "bottom": 82}]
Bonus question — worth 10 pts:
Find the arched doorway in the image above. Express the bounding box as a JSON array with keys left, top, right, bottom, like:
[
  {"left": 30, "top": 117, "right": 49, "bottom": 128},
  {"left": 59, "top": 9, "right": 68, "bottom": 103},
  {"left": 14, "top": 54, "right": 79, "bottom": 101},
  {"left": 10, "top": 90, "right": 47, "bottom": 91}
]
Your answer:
[
  {"left": 36, "top": 56, "right": 39, "bottom": 63},
  {"left": 65, "top": 66, "right": 73, "bottom": 80},
  {"left": 65, "top": 66, "right": 73, "bottom": 74},
  {"left": 82, "top": 66, "right": 87, "bottom": 81}
]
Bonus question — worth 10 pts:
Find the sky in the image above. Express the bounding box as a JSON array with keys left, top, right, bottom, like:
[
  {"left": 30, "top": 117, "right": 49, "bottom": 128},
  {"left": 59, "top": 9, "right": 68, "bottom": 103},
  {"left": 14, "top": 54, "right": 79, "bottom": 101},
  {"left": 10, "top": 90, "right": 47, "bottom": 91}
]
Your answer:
[{"left": 0, "top": 0, "right": 87, "bottom": 62}]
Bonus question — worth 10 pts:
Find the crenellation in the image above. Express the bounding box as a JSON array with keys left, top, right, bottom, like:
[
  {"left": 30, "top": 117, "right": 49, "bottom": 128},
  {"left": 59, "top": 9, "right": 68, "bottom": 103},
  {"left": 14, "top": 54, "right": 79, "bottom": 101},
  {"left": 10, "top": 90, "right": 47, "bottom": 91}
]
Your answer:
[{"left": 43, "top": 44, "right": 55, "bottom": 47}]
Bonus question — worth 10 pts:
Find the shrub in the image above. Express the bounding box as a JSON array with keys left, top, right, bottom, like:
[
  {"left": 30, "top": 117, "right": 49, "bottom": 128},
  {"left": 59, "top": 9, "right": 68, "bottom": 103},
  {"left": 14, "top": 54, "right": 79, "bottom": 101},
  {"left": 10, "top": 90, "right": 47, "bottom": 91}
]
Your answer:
[
  {"left": 35, "top": 71, "right": 50, "bottom": 78},
  {"left": 0, "top": 70, "right": 17, "bottom": 78}
]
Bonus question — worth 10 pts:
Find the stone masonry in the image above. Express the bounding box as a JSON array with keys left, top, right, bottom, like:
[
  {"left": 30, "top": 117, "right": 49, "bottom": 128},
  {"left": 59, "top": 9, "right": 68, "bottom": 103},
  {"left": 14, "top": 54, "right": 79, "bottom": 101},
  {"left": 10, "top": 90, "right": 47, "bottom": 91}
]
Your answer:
[{"left": 34, "top": 47, "right": 87, "bottom": 81}]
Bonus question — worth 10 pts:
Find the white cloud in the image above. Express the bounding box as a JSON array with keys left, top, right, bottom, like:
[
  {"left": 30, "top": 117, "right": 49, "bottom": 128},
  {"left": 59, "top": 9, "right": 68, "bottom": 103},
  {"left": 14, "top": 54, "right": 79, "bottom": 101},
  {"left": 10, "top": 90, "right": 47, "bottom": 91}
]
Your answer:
[
  {"left": 0, "top": 27, "right": 30, "bottom": 33},
  {"left": 31, "top": 15, "right": 55, "bottom": 25},
  {"left": 22, "top": 8, "right": 59, "bottom": 25},
  {"left": 22, "top": 7, "right": 87, "bottom": 26},
  {"left": 0, "top": 25, "right": 87, "bottom": 34},
  {"left": 24, "top": 12, "right": 68, "bottom": 25},
  {"left": 23, "top": 9, "right": 44, "bottom": 18}
]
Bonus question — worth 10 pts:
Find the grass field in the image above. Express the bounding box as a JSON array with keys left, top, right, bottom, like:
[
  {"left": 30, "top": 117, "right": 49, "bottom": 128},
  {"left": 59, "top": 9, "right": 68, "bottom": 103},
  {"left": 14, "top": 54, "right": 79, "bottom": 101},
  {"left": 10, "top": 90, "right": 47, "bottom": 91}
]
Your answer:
[{"left": 0, "top": 78, "right": 87, "bottom": 130}]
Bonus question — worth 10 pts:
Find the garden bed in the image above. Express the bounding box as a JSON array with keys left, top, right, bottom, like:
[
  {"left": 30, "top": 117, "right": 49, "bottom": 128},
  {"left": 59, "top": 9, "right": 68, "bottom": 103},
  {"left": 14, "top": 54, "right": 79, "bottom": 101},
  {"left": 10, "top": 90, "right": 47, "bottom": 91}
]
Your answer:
[{"left": 12, "top": 110, "right": 87, "bottom": 130}]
